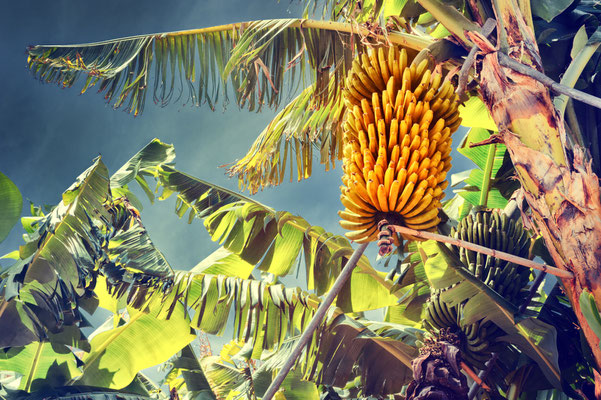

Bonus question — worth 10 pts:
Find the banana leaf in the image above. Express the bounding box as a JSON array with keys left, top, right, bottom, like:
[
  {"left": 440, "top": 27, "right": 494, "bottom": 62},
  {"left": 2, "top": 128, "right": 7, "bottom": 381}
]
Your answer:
[
  {"left": 0, "top": 341, "right": 81, "bottom": 392},
  {"left": 0, "top": 171, "right": 22, "bottom": 243},
  {"left": 75, "top": 302, "right": 195, "bottom": 389}
]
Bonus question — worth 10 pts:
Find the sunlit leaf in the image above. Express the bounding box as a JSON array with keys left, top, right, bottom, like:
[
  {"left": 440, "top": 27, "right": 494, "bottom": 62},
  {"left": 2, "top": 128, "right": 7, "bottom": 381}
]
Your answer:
[
  {"left": 0, "top": 341, "right": 80, "bottom": 392},
  {"left": 0, "top": 171, "right": 22, "bottom": 243},
  {"left": 77, "top": 303, "right": 195, "bottom": 389}
]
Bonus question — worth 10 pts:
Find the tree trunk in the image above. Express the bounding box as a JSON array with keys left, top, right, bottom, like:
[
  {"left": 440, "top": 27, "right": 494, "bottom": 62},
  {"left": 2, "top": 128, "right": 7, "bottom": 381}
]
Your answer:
[{"left": 474, "top": 0, "right": 601, "bottom": 378}]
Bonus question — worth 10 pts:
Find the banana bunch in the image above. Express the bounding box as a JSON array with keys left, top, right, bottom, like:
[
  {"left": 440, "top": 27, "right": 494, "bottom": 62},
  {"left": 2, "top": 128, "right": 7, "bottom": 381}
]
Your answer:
[
  {"left": 425, "top": 209, "right": 531, "bottom": 368},
  {"left": 338, "top": 46, "right": 461, "bottom": 243}
]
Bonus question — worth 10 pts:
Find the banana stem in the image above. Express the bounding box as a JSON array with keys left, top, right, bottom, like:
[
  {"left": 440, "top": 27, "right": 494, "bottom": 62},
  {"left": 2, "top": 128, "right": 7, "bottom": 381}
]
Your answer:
[
  {"left": 460, "top": 361, "right": 491, "bottom": 391},
  {"left": 479, "top": 143, "right": 496, "bottom": 207},
  {"left": 390, "top": 225, "right": 574, "bottom": 279},
  {"left": 262, "top": 242, "right": 369, "bottom": 400},
  {"left": 467, "top": 353, "right": 498, "bottom": 399}
]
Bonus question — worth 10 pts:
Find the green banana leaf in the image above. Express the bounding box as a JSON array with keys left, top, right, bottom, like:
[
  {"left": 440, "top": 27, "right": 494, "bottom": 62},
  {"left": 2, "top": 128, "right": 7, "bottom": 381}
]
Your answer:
[
  {"left": 76, "top": 302, "right": 195, "bottom": 389},
  {"left": 120, "top": 153, "right": 402, "bottom": 312},
  {"left": 0, "top": 341, "right": 81, "bottom": 392},
  {"left": 111, "top": 138, "right": 176, "bottom": 204},
  {"left": 0, "top": 159, "right": 111, "bottom": 348},
  {"left": 111, "top": 271, "right": 418, "bottom": 397},
  {"left": 162, "top": 345, "right": 217, "bottom": 400},
  {"left": 0, "top": 171, "right": 22, "bottom": 244},
  {"left": 26, "top": 19, "right": 369, "bottom": 115},
  {"left": 453, "top": 127, "right": 517, "bottom": 208},
  {"left": 202, "top": 356, "right": 319, "bottom": 400},
  {"left": 227, "top": 79, "right": 345, "bottom": 194},
  {"left": 202, "top": 200, "right": 400, "bottom": 312}
]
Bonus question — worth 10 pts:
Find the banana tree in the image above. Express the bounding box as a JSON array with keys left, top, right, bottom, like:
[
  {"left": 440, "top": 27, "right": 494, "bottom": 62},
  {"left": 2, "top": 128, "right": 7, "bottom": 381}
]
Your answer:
[
  {"left": 14, "top": 0, "right": 601, "bottom": 397},
  {"left": 0, "top": 140, "right": 425, "bottom": 399}
]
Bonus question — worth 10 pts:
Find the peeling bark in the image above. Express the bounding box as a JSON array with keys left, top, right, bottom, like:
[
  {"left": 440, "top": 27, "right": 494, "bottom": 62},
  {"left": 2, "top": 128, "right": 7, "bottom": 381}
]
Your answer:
[{"left": 474, "top": 0, "right": 601, "bottom": 378}]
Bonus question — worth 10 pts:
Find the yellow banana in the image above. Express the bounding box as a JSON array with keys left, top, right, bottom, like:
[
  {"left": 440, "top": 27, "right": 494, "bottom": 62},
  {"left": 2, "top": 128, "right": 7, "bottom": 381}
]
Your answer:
[
  {"left": 417, "top": 167, "right": 429, "bottom": 182},
  {"left": 430, "top": 72, "right": 442, "bottom": 93},
  {"left": 377, "top": 145, "right": 388, "bottom": 167},
  {"left": 350, "top": 179, "right": 371, "bottom": 203},
  {"left": 388, "top": 179, "right": 401, "bottom": 210},
  {"left": 403, "top": 193, "right": 435, "bottom": 218},
  {"left": 346, "top": 85, "right": 365, "bottom": 104},
  {"left": 404, "top": 206, "right": 439, "bottom": 225},
  {"left": 377, "top": 119, "right": 387, "bottom": 147},
  {"left": 401, "top": 65, "right": 411, "bottom": 93},
  {"left": 378, "top": 47, "right": 390, "bottom": 83},
  {"left": 401, "top": 181, "right": 428, "bottom": 214},
  {"left": 399, "top": 120, "right": 409, "bottom": 141},
  {"left": 407, "top": 158, "right": 420, "bottom": 177},
  {"left": 428, "top": 139, "right": 439, "bottom": 158},
  {"left": 358, "top": 70, "right": 379, "bottom": 94},
  {"left": 341, "top": 197, "right": 375, "bottom": 218},
  {"left": 363, "top": 148, "right": 375, "bottom": 170},
  {"left": 367, "top": 124, "right": 377, "bottom": 153},
  {"left": 390, "top": 145, "right": 400, "bottom": 167},
  {"left": 388, "top": 119, "right": 399, "bottom": 151},
  {"left": 409, "top": 135, "right": 421, "bottom": 152},
  {"left": 344, "top": 222, "right": 378, "bottom": 243},
  {"left": 387, "top": 76, "right": 396, "bottom": 105},
  {"left": 339, "top": 218, "right": 376, "bottom": 230},
  {"left": 396, "top": 168, "right": 408, "bottom": 190},
  {"left": 358, "top": 129, "right": 368, "bottom": 152},
  {"left": 366, "top": 179, "right": 380, "bottom": 209},
  {"left": 374, "top": 163, "right": 385, "bottom": 186},
  {"left": 420, "top": 109, "right": 434, "bottom": 129},
  {"left": 344, "top": 188, "right": 377, "bottom": 211},
  {"left": 350, "top": 75, "right": 371, "bottom": 98},
  {"left": 404, "top": 102, "right": 415, "bottom": 127},
  {"left": 338, "top": 209, "right": 374, "bottom": 224},
  {"left": 414, "top": 59, "right": 429, "bottom": 85},
  {"left": 384, "top": 103, "right": 393, "bottom": 125},
  {"left": 395, "top": 180, "right": 415, "bottom": 212},
  {"left": 414, "top": 101, "right": 424, "bottom": 121},
  {"left": 406, "top": 217, "right": 440, "bottom": 230},
  {"left": 377, "top": 184, "right": 389, "bottom": 212},
  {"left": 353, "top": 105, "right": 366, "bottom": 132},
  {"left": 368, "top": 66, "right": 386, "bottom": 91},
  {"left": 353, "top": 151, "right": 364, "bottom": 170},
  {"left": 384, "top": 163, "right": 395, "bottom": 194}
]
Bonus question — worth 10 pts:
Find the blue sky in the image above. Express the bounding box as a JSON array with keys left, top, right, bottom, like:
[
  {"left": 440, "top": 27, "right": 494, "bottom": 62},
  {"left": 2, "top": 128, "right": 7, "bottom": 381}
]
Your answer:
[{"left": 0, "top": 1, "right": 351, "bottom": 266}]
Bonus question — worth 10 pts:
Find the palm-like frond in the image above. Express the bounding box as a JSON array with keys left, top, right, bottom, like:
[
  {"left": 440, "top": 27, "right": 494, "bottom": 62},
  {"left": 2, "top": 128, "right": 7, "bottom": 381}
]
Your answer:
[
  {"left": 0, "top": 152, "right": 176, "bottom": 349},
  {"left": 115, "top": 271, "right": 419, "bottom": 397},
  {"left": 0, "top": 159, "right": 111, "bottom": 348},
  {"left": 153, "top": 165, "right": 402, "bottom": 312},
  {"left": 27, "top": 19, "right": 430, "bottom": 115},
  {"left": 227, "top": 79, "right": 345, "bottom": 193}
]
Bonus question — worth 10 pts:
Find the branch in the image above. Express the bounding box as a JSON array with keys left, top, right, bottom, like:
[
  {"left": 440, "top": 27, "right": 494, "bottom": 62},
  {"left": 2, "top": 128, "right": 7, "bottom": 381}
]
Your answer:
[
  {"left": 262, "top": 242, "right": 369, "bottom": 400},
  {"left": 388, "top": 224, "right": 574, "bottom": 279},
  {"left": 498, "top": 53, "right": 601, "bottom": 111}
]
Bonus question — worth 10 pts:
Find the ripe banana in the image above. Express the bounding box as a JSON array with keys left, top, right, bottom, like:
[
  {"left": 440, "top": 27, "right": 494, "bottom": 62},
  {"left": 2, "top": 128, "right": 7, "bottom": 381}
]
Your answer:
[{"left": 339, "top": 45, "right": 461, "bottom": 243}]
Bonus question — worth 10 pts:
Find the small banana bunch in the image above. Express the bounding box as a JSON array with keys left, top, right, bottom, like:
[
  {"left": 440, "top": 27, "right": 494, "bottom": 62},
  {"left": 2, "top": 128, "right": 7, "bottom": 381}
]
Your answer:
[
  {"left": 425, "top": 210, "right": 531, "bottom": 368},
  {"left": 339, "top": 46, "right": 461, "bottom": 243}
]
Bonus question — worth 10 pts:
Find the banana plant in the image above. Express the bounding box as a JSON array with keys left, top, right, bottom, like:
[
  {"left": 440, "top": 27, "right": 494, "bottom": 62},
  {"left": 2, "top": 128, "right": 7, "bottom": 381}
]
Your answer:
[{"left": 19, "top": 0, "right": 601, "bottom": 396}]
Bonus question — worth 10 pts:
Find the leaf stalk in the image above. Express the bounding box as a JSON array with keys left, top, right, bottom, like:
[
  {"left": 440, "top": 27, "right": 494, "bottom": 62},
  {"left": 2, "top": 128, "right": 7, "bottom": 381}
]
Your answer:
[
  {"left": 390, "top": 225, "right": 573, "bottom": 279},
  {"left": 261, "top": 242, "right": 369, "bottom": 400}
]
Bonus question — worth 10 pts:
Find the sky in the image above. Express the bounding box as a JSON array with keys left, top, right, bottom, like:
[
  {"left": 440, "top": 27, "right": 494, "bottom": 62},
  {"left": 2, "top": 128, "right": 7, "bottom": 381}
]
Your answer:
[{"left": 0, "top": 0, "right": 475, "bottom": 376}]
